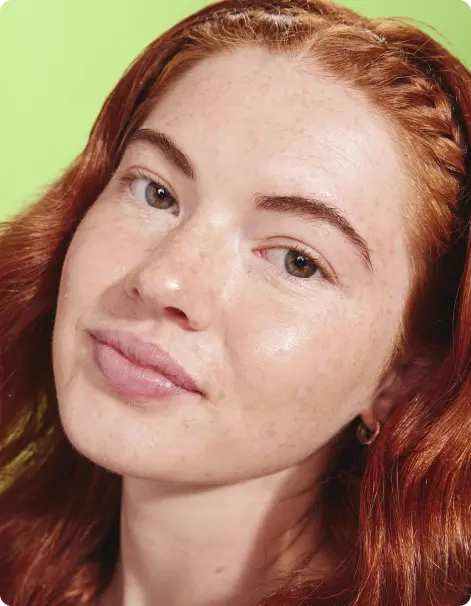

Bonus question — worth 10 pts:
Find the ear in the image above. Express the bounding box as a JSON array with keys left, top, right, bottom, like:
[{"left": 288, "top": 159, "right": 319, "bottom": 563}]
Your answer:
[{"left": 359, "top": 346, "right": 443, "bottom": 432}]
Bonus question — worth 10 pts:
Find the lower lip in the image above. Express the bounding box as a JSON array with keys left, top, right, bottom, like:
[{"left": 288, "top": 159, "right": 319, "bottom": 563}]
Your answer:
[{"left": 90, "top": 335, "right": 199, "bottom": 402}]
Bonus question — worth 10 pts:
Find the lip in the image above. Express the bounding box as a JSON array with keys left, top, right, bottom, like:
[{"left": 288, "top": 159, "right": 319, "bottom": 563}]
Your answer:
[{"left": 89, "top": 328, "right": 203, "bottom": 396}]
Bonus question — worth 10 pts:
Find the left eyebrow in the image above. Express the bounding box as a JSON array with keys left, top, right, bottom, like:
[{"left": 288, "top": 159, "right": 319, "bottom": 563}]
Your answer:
[
  {"left": 255, "top": 195, "right": 373, "bottom": 275},
  {"left": 123, "top": 127, "right": 373, "bottom": 275}
]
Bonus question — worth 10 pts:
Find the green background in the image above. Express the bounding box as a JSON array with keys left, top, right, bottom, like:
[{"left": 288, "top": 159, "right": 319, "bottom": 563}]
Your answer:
[{"left": 0, "top": 0, "right": 470, "bottom": 221}]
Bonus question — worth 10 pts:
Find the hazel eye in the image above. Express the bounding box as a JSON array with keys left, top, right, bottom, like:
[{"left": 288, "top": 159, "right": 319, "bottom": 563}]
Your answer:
[
  {"left": 130, "top": 178, "right": 178, "bottom": 212},
  {"left": 283, "top": 249, "right": 319, "bottom": 279},
  {"left": 262, "top": 246, "right": 328, "bottom": 281}
]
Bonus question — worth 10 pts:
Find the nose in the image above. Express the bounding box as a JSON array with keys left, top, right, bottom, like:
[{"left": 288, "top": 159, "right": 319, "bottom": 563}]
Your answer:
[{"left": 124, "top": 220, "right": 230, "bottom": 331}]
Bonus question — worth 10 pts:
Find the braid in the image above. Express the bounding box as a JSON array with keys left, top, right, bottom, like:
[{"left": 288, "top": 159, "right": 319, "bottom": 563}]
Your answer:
[{"left": 373, "top": 21, "right": 468, "bottom": 177}]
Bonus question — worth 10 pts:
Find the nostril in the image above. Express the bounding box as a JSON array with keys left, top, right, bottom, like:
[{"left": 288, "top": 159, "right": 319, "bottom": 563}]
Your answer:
[{"left": 165, "top": 306, "right": 188, "bottom": 323}]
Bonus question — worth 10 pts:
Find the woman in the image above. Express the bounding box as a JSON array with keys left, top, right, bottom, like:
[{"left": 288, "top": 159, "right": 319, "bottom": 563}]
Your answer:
[{"left": 0, "top": 0, "right": 470, "bottom": 604}]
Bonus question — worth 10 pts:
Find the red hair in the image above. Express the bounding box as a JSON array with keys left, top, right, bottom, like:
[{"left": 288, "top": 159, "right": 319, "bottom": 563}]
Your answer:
[{"left": 1, "top": 1, "right": 471, "bottom": 604}]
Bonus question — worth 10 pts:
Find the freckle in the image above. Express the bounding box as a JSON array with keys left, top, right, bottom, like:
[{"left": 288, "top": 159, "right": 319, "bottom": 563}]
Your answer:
[{"left": 216, "top": 567, "right": 225, "bottom": 574}]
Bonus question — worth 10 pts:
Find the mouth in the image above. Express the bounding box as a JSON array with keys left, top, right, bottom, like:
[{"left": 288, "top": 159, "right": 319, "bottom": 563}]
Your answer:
[{"left": 89, "top": 328, "right": 204, "bottom": 396}]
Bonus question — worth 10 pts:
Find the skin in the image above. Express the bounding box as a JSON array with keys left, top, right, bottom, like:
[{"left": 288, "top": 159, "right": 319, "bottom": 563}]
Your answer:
[{"left": 52, "top": 46, "right": 412, "bottom": 606}]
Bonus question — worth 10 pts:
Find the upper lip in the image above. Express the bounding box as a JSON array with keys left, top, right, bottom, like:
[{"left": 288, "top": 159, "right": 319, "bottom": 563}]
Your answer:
[{"left": 89, "top": 328, "right": 203, "bottom": 394}]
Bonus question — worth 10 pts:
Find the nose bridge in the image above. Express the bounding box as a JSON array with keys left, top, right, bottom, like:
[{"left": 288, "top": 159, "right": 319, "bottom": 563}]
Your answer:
[
  {"left": 130, "top": 214, "right": 233, "bottom": 324},
  {"left": 154, "top": 215, "right": 227, "bottom": 282}
]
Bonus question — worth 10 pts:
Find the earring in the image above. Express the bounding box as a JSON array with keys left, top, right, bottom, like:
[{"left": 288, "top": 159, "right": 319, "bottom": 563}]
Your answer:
[{"left": 356, "top": 419, "right": 381, "bottom": 445}]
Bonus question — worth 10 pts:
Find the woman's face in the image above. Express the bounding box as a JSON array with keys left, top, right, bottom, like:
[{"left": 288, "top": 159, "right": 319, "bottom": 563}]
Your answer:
[{"left": 53, "top": 46, "right": 411, "bottom": 484}]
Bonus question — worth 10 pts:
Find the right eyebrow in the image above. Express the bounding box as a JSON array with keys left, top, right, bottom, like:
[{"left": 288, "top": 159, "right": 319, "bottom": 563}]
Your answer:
[
  {"left": 124, "top": 127, "right": 374, "bottom": 275},
  {"left": 126, "top": 128, "right": 197, "bottom": 181}
]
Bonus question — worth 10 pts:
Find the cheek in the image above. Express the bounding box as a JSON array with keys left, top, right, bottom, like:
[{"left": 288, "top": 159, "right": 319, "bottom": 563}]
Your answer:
[
  {"left": 210, "top": 298, "right": 398, "bottom": 469},
  {"left": 225, "top": 294, "right": 393, "bottom": 417},
  {"left": 57, "top": 211, "right": 139, "bottom": 314},
  {"left": 53, "top": 211, "right": 141, "bottom": 395}
]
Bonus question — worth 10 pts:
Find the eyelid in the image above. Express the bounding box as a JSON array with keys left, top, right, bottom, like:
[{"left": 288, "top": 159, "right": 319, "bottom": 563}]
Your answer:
[{"left": 117, "top": 165, "right": 178, "bottom": 200}]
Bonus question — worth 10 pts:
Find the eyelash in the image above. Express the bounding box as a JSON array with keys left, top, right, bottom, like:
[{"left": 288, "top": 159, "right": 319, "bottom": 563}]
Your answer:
[
  {"left": 116, "top": 167, "right": 333, "bottom": 285},
  {"left": 117, "top": 167, "right": 179, "bottom": 214},
  {"left": 265, "top": 244, "right": 332, "bottom": 284}
]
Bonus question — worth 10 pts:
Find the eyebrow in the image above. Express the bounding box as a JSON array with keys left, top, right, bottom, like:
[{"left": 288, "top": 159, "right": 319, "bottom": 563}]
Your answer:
[
  {"left": 125, "top": 128, "right": 374, "bottom": 274},
  {"left": 127, "top": 128, "right": 196, "bottom": 180}
]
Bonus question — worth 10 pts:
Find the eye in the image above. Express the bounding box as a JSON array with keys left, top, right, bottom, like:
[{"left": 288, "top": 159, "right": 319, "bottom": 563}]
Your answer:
[
  {"left": 118, "top": 168, "right": 179, "bottom": 214},
  {"left": 261, "top": 244, "right": 332, "bottom": 283}
]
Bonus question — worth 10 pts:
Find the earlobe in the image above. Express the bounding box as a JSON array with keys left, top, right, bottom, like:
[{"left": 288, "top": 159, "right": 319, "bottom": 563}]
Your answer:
[
  {"left": 360, "top": 394, "right": 393, "bottom": 432},
  {"left": 359, "top": 367, "right": 399, "bottom": 431},
  {"left": 360, "top": 346, "right": 444, "bottom": 432}
]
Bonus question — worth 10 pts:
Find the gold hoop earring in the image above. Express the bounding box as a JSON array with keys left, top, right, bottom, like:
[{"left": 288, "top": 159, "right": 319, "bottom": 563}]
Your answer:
[{"left": 356, "top": 419, "right": 381, "bottom": 445}]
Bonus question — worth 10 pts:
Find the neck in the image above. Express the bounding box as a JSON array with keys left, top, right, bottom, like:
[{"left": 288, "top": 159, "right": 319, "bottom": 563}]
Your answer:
[{"left": 99, "top": 456, "right": 336, "bottom": 606}]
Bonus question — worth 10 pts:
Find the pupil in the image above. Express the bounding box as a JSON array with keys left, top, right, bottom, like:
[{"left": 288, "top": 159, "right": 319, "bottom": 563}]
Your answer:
[{"left": 295, "top": 255, "right": 307, "bottom": 268}]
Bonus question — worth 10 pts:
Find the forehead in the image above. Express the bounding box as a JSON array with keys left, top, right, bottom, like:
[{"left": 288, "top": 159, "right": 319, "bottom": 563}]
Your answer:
[{"left": 138, "top": 45, "right": 411, "bottom": 287}]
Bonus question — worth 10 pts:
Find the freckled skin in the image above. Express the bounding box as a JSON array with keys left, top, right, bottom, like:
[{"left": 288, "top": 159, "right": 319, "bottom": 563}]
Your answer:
[
  {"left": 52, "top": 47, "right": 413, "bottom": 604},
  {"left": 54, "top": 48, "right": 410, "bottom": 482}
]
